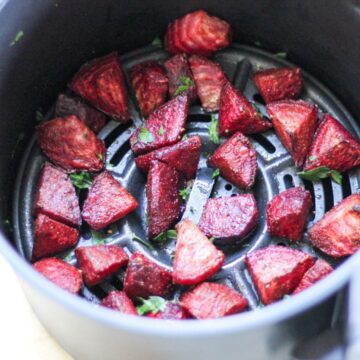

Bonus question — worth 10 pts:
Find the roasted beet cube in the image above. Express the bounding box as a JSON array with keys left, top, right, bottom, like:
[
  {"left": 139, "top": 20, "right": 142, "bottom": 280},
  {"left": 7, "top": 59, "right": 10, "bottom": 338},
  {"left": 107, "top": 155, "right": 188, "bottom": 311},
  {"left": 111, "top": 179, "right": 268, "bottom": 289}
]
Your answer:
[
  {"left": 293, "top": 259, "right": 333, "bottom": 294},
  {"left": 245, "top": 246, "right": 315, "bottom": 304},
  {"left": 189, "top": 55, "right": 227, "bottom": 111},
  {"left": 37, "top": 115, "right": 106, "bottom": 172},
  {"left": 208, "top": 132, "right": 257, "bottom": 189},
  {"left": 69, "top": 52, "right": 129, "bottom": 122},
  {"left": 130, "top": 94, "right": 189, "bottom": 155},
  {"left": 199, "top": 194, "right": 258, "bottom": 243},
  {"left": 123, "top": 252, "right": 172, "bottom": 299},
  {"left": 32, "top": 214, "right": 79, "bottom": 260},
  {"left": 33, "top": 258, "right": 82, "bottom": 294},
  {"left": 181, "top": 282, "right": 248, "bottom": 319},
  {"left": 147, "top": 161, "right": 182, "bottom": 238},
  {"left": 131, "top": 61, "right": 168, "bottom": 117},
  {"left": 266, "top": 187, "right": 312, "bottom": 241},
  {"left": 254, "top": 67, "right": 303, "bottom": 103},
  {"left": 219, "top": 82, "right": 272, "bottom": 136},
  {"left": 75, "top": 245, "right": 129, "bottom": 287},
  {"left": 308, "top": 194, "right": 360, "bottom": 257},
  {"left": 164, "top": 10, "right": 231, "bottom": 56},
  {"left": 101, "top": 291, "right": 137, "bottom": 315},
  {"left": 82, "top": 171, "right": 138, "bottom": 230},
  {"left": 164, "top": 54, "right": 197, "bottom": 102},
  {"left": 55, "top": 93, "right": 106, "bottom": 134},
  {"left": 303, "top": 114, "right": 360, "bottom": 172},
  {"left": 135, "top": 136, "right": 201, "bottom": 180},
  {"left": 33, "top": 162, "right": 81, "bottom": 227},
  {"left": 146, "top": 303, "right": 190, "bottom": 320},
  {"left": 173, "top": 219, "right": 224, "bottom": 286},
  {"left": 266, "top": 100, "right": 318, "bottom": 167}
]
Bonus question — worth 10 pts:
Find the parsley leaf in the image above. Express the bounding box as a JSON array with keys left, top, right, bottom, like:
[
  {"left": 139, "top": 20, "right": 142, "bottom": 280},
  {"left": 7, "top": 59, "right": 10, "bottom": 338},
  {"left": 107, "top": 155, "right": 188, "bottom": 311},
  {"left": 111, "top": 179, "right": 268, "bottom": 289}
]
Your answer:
[
  {"left": 36, "top": 109, "right": 44, "bottom": 122},
  {"left": 209, "top": 237, "right": 215, "bottom": 243},
  {"left": 97, "top": 153, "right": 104, "bottom": 160},
  {"left": 252, "top": 103, "right": 263, "bottom": 118},
  {"left": 298, "top": 166, "right": 342, "bottom": 185},
  {"left": 182, "top": 134, "right": 188, "bottom": 141},
  {"left": 153, "top": 229, "right": 177, "bottom": 243},
  {"left": 174, "top": 76, "right": 194, "bottom": 96},
  {"left": 274, "top": 52, "right": 287, "bottom": 59},
  {"left": 179, "top": 185, "right": 192, "bottom": 201},
  {"left": 69, "top": 171, "right": 93, "bottom": 190},
  {"left": 132, "top": 233, "right": 155, "bottom": 251},
  {"left": 158, "top": 125, "right": 165, "bottom": 136},
  {"left": 137, "top": 127, "right": 154, "bottom": 144},
  {"left": 62, "top": 252, "right": 72, "bottom": 262},
  {"left": 136, "top": 296, "right": 168, "bottom": 315},
  {"left": 151, "top": 37, "right": 162, "bottom": 48},
  {"left": 308, "top": 155, "right": 317, "bottom": 162},
  {"left": 209, "top": 114, "right": 219, "bottom": 144},
  {"left": 91, "top": 230, "right": 111, "bottom": 245},
  {"left": 212, "top": 168, "right": 220, "bottom": 179},
  {"left": 10, "top": 30, "right": 24, "bottom": 46}
]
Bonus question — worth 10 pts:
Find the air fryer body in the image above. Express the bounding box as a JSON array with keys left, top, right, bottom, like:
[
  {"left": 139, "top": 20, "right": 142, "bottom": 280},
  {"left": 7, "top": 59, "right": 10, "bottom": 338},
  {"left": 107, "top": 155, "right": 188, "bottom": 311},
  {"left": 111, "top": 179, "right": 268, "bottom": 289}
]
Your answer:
[{"left": 0, "top": 1, "right": 359, "bottom": 359}]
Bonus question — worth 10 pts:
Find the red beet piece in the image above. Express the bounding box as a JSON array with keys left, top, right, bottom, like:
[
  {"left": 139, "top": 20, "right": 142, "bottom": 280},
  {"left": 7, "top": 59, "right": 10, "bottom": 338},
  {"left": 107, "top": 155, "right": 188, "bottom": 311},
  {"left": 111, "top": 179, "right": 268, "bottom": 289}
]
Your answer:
[
  {"left": 146, "top": 303, "right": 190, "bottom": 320},
  {"left": 208, "top": 132, "right": 257, "bottom": 189},
  {"left": 189, "top": 55, "right": 227, "bottom": 111},
  {"left": 101, "top": 291, "right": 138, "bottom": 315},
  {"left": 147, "top": 161, "right": 182, "bottom": 239},
  {"left": 199, "top": 194, "right": 258, "bottom": 243},
  {"left": 219, "top": 82, "right": 272, "bottom": 136},
  {"left": 33, "top": 162, "right": 81, "bottom": 227},
  {"left": 164, "top": 54, "right": 197, "bottom": 102},
  {"left": 303, "top": 114, "right": 360, "bottom": 172},
  {"left": 308, "top": 194, "right": 360, "bottom": 257},
  {"left": 266, "top": 187, "right": 312, "bottom": 241},
  {"left": 130, "top": 94, "right": 189, "bottom": 155},
  {"left": 293, "top": 259, "right": 333, "bottom": 294},
  {"left": 33, "top": 258, "right": 82, "bottom": 294},
  {"left": 37, "top": 115, "right": 106, "bottom": 172},
  {"left": 173, "top": 219, "right": 224, "bottom": 286},
  {"left": 266, "top": 100, "right": 318, "bottom": 167},
  {"left": 135, "top": 135, "right": 201, "bottom": 180},
  {"left": 254, "top": 67, "right": 303, "bottom": 103},
  {"left": 131, "top": 61, "right": 168, "bottom": 118},
  {"left": 32, "top": 214, "right": 79, "bottom": 260},
  {"left": 55, "top": 93, "right": 106, "bottom": 134},
  {"left": 164, "top": 10, "right": 231, "bottom": 56},
  {"left": 75, "top": 245, "right": 129, "bottom": 287},
  {"left": 69, "top": 52, "right": 129, "bottom": 122},
  {"left": 123, "top": 252, "right": 172, "bottom": 299},
  {"left": 82, "top": 171, "right": 138, "bottom": 230},
  {"left": 245, "top": 246, "right": 315, "bottom": 304},
  {"left": 181, "top": 282, "right": 248, "bottom": 319}
]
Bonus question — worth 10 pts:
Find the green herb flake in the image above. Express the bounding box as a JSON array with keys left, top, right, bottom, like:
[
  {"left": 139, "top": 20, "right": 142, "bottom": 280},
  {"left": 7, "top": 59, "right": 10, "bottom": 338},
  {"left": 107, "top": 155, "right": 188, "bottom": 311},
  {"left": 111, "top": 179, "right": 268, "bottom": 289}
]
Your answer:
[
  {"left": 179, "top": 186, "right": 192, "bottom": 201},
  {"left": 97, "top": 153, "right": 104, "bottom": 161},
  {"left": 36, "top": 109, "right": 44, "bottom": 122},
  {"left": 10, "top": 30, "right": 24, "bottom": 46},
  {"left": 298, "top": 166, "right": 342, "bottom": 185},
  {"left": 212, "top": 168, "right": 220, "bottom": 179},
  {"left": 151, "top": 37, "right": 162, "bottom": 48},
  {"left": 283, "top": 294, "right": 291, "bottom": 300},
  {"left": 132, "top": 233, "right": 155, "bottom": 251},
  {"left": 242, "top": 243, "right": 250, "bottom": 249},
  {"left": 136, "top": 296, "right": 168, "bottom": 316},
  {"left": 153, "top": 229, "right": 177, "bottom": 243},
  {"left": 309, "top": 155, "right": 317, "bottom": 162},
  {"left": 209, "top": 114, "right": 220, "bottom": 144},
  {"left": 209, "top": 237, "right": 215, "bottom": 243},
  {"left": 91, "top": 230, "right": 111, "bottom": 245},
  {"left": 252, "top": 103, "right": 263, "bottom": 118},
  {"left": 158, "top": 125, "right": 165, "bottom": 136},
  {"left": 174, "top": 76, "right": 194, "bottom": 96},
  {"left": 63, "top": 252, "right": 72, "bottom": 262},
  {"left": 274, "top": 52, "right": 287, "bottom": 59},
  {"left": 182, "top": 134, "right": 188, "bottom": 141},
  {"left": 137, "top": 127, "right": 154, "bottom": 144},
  {"left": 69, "top": 171, "right": 93, "bottom": 190},
  {"left": 258, "top": 302, "right": 265, "bottom": 308}
]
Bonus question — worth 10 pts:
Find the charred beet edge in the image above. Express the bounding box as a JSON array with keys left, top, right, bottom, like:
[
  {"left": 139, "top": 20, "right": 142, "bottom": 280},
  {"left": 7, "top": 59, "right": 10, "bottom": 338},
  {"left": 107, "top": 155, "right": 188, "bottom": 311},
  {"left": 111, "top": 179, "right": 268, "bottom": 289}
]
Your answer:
[{"left": 101, "top": 291, "right": 138, "bottom": 315}]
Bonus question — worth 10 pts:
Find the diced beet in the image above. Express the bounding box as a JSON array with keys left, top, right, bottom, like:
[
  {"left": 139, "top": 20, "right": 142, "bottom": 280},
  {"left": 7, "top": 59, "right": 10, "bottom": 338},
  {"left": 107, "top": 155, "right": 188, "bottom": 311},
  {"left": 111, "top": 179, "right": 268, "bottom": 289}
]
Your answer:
[
  {"left": 303, "top": 114, "right": 360, "bottom": 172},
  {"left": 208, "top": 132, "right": 257, "bottom": 189},
  {"left": 181, "top": 282, "right": 248, "bottom": 319},
  {"left": 146, "top": 303, "right": 191, "bottom": 320},
  {"left": 123, "top": 252, "right": 172, "bottom": 299},
  {"left": 245, "top": 246, "right": 315, "bottom": 305},
  {"left": 32, "top": 214, "right": 79, "bottom": 260},
  {"left": 55, "top": 93, "right": 106, "bottom": 134},
  {"left": 266, "top": 187, "right": 312, "bottom": 241},
  {"left": 254, "top": 67, "right": 303, "bottom": 103},
  {"left": 130, "top": 94, "right": 189, "bottom": 155},
  {"left": 135, "top": 136, "right": 201, "bottom": 180},
  {"left": 199, "top": 194, "right": 258, "bottom": 243},
  {"left": 173, "top": 219, "right": 224, "bottom": 286},
  {"left": 147, "top": 161, "right": 182, "bottom": 239},
  {"left": 219, "top": 82, "right": 272, "bottom": 136},
  {"left": 37, "top": 115, "right": 106, "bottom": 172},
  {"left": 33, "top": 258, "right": 82, "bottom": 294},
  {"left": 101, "top": 291, "right": 138, "bottom": 315},
  {"left": 69, "top": 52, "right": 129, "bottom": 122},
  {"left": 164, "top": 54, "right": 197, "bottom": 102},
  {"left": 33, "top": 162, "right": 81, "bottom": 227},
  {"left": 293, "top": 259, "right": 333, "bottom": 294},
  {"left": 189, "top": 55, "right": 227, "bottom": 111},
  {"left": 82, "top": 171, "right": 138, "bottom": 230},
  {"left": 267, "top": 100, "right": 318, "bottom": 167},
  {"left": 75, "top": 245, "right": 129, "bottom": 287},
  {"left": 308, "top": 194, "right": 360, "bottom": 257},
  {"left": 131, "top": 61, "right": 168, "bottom": 117}
]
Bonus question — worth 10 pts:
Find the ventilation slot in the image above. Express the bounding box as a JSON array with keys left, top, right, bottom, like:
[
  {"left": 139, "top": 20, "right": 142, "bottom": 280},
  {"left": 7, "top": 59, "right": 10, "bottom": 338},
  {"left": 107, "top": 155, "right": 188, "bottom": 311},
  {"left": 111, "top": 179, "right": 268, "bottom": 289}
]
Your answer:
[
  {"left": 110, "top": 140, "right": 131, "bottom": 166},
  {"left": 303, "top": 180, "right": 316, "bottom": 221},
  {"left": 251, "top": 134, "right": 276, "bottom": 153},
  {"left": 283, "top": 174, "right": 294, "bottom": 189},
  {"left": 342, "top": 172, "right": 352, "bottom": 198},
  {"left": 189, "top": 114, "right": 212, "bottom": 123},
  {"left": 252, "top": 93, "right": 265, "bottom": 105},
  {"left": 322, "top": 178, "right": 334, "bottom": 212},
  {"left": 104, "top": 121, "right": 133, "bottom": 147}
]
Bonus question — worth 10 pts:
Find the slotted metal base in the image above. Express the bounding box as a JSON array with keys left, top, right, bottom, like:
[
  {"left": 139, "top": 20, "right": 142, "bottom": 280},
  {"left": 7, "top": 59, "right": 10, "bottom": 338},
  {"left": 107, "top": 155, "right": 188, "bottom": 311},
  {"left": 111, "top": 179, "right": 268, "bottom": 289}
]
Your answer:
[{"left": 13, "top": 44, "right": 360, "bottom": 309}]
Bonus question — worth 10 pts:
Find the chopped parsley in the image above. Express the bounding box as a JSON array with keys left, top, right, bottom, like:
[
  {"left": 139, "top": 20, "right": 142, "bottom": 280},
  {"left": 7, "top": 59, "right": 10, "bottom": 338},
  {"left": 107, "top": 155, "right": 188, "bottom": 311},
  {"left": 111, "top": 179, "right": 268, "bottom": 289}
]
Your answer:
[
  {"left": 10, "top": 30, "right": 24, "bottom": 46},
  {"left": 97, "top": 153, "right": 104, "bottom": 161},
  {"left": 91, "top": 230, "right": 111, "bottom": 245},
  {"left": 212, "top": 168, "right": 220, "bottom": 179},
  {"left": 158, "top": 125, "right": 165, "bottom": 136},
  {"left": 209, "top": 114, "right": 219, "bottom": 144},
  {"left": 182, "top": 134, "right": 188, "bottom": 141},
  {"left": 132, "top": 233, "right": 155, "bottom": 251},
  {"left": 308, "top": 155, "right": 317, "bottom": 162},
  {"left": 36, "top": 109, "right": 44, "bottom": 122},
  {"left": 274, "top": 52, "right": 287, "bottom": 59},
  {"left": 252, "top": 103, "right": 263, "bottom": 118},
  {"left": 174, "top": 76, "right": 194, "bottom": 96},
  {"left": 136, "top": 127, "right": 154, "bottom": 144},
  {"left": 69, "top": 171, "right": 93, "bottom": 190},
  {"left": 298, "top": 166, "right": 342, "bottom": 185},
  {"left": 136, "top": 296, "right": 168, "bottom": 315},
  {"left": 151, "top": 37, "right": 162, "bottom": 48},
  {"left": 179, "top": 185, "right": 192, "bottom": 201},
  {"left": 153, "top": 229, "right": 177, "bottom": 243},
  {"left": 209, "top": 237, "right": 215, "bottom": 243}
]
